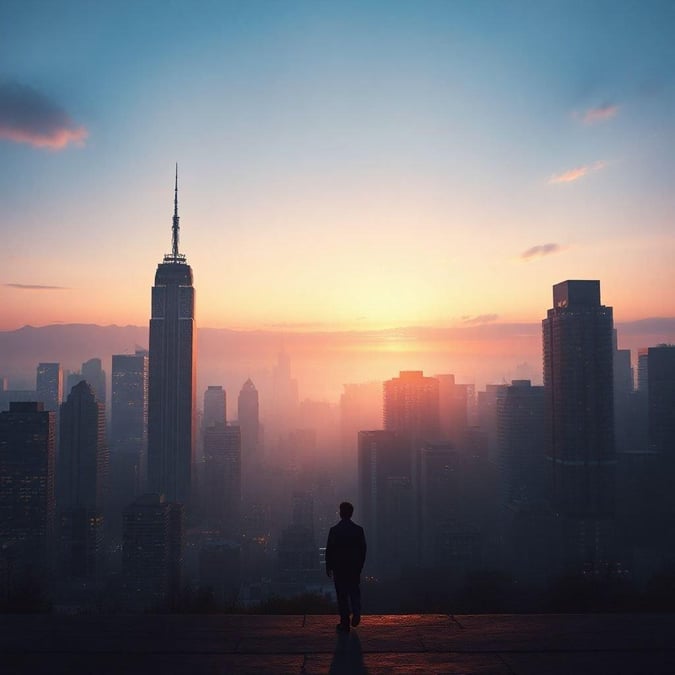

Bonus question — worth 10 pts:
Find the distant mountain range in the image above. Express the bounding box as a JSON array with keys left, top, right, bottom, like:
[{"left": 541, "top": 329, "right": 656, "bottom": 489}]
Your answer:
[{"left": 1, "top": 319, "right": 673, "bottom": 399}]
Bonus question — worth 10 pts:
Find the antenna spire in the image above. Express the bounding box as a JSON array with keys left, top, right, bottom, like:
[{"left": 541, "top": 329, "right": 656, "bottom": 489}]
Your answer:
[{"left": 172, "top": 163, "right": 180, "bottom": 258}]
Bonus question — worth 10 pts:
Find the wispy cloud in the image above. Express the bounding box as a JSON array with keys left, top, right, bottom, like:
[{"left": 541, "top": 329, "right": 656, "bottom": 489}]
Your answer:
[
  {"left": 4, "top": 283, "right": 69, "bottom": 290},
  {"left": 578, "top": 104, "right": 619, "bottom": 125},
  {"left": 461, "top": 314, "right": 499, "bottom": 326},
  {"left": 521, "top": 243, "right": 562, "bottom": 261},
  {"left": 0, "top": 81, "right": 87, "bottom": 150},
  {"left": 549, "top": 160, "right": 606, "bottom": 184}
]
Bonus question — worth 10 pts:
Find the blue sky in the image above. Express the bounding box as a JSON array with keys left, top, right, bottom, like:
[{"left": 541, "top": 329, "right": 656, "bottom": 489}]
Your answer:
[{"left": 1, "top": 0, "right": 674, "bottom": 331}]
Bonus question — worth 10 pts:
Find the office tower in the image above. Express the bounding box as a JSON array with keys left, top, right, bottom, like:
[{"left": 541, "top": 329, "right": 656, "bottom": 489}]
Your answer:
[
  {"left": 477, "top": 384, "right": 509, "bottom": 463},
  {"left": 0, "top": 402, "right": 55, "bottom": 584},
  {"left": 543, "top": 280, "right": 615, "bottom": 570},
  {"left": 109, "top": 351, "right": 149, "bottom": 536},
  {"left": 82, "top": 358, "right": 106, "bottom": 408},
  {"left": 383, "top": 371, "right": 440, "bottom": 443},
  {"left": 122, "top": 494, "right": 184, "bottom": 610},
  {"left": 204, "top": 386, "right": 226, "bottom": 428},
  {"left": 613, "top": 330, "right": 634, "bottom": 455},
  {"left": 36, "top": 362, "right": 62, "bottom": 412},
  {"left": 496, "top": 380, "right": 545, "bottom": 507},
  {"left": 238, "top": 378, "right": 260, "bottom": 457},
  {"left": 148, "top": 169, "right": 196, "bottom": 504},
  {"left": 58, "top": 381, "right": 107, "bottom": 578},
  {"left": 436, "top": 374, "right": 468, "bottom": 446},
  {"left": 203, "top": 424, "right": 241, "bottom": 537},
  {"left": 648, "top": 345, "right": 675, "bottom": 455},
  {"left": 637, "top": 348, "right": 649, "bottom": 393},
  {"left": 358, "top": 430, "right": 415, "bottom": 578}
]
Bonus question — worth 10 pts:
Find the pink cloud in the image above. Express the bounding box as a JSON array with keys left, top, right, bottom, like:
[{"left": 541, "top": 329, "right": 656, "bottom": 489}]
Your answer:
[
  {"left": 581, "top": 104, "right": 619, "bottom": 124},
  {"left": 548, "top": 160, "right": 606, "bottom": 184},
  {"left": 0, "top": 81, "right": 88, "bottom": 150}
]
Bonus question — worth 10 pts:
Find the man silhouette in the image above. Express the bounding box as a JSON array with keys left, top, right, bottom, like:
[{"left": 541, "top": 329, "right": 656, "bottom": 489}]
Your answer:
[{"left": 325, "top": 501, "right": 367, "bottom": 632}]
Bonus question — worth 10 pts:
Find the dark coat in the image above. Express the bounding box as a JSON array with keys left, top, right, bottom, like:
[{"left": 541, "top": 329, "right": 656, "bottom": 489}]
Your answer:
[{"left": 325, "top": 518, "right": 367, "bottom": 581}]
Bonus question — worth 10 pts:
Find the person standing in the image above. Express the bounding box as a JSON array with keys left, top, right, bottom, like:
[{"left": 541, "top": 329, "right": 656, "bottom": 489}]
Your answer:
[{"left": 325, "top": 501, "right": 367, "bottom": 632}]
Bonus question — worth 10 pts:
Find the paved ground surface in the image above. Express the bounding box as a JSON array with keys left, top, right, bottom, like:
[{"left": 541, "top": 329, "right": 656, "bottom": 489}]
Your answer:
[{"left": 3, "top": 613, "right": 675, "bottom": 674}]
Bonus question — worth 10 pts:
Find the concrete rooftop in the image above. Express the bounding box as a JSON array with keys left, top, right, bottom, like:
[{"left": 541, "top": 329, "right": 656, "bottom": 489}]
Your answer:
[{"left": 3, "top": 613, "right": 675, "bottom": 674}]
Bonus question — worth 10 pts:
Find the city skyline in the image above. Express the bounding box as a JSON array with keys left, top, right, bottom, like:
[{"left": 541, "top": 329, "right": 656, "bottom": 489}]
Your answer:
[{"left": 1, "top": 1, "right": 674, "bottom": 335}]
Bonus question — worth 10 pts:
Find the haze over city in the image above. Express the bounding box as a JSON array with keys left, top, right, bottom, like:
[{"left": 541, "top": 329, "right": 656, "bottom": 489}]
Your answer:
[{"left": 2, "top": 5, "right": 675, "bottom": 671}]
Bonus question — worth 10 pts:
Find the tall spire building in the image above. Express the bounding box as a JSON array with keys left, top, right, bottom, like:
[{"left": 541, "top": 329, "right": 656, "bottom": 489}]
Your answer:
[{"left": 148, "top": 167, "right": 196, "bottom": 504}]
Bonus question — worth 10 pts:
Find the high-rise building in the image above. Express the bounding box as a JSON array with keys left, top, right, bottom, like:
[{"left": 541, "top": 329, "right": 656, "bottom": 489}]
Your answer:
[
  {"left": 82, "top": 358, "right": 106, "bottom": 408},
  {"left": 477, "top": 384, "right": 509, "bottom": 463},
  {"left": 496, "top": 380, "right": 545, "bottom": 507},
  {"left": 436, "top": 374, "right": 468, "bottom": 446},
  {"left": 122, "top": 494, "right": 184, "bottom": 610},
  {"left": 148, "top": 169, "right": 196, "bottom": 505},
  {"left": 648, "top": 345, "right": 675, "bottom": 456},
  {"left": 543, "top": 280, "right": 615, "bottom": 570},
  {"left": 383, "top": 371, "right": 440, "bottom": 443},
  {"left": 238, "top": 379, "right": 260, "bottom": 456},
  {"left": 204, "top": 386, "right": 226, "bottom": 428},
  {"left": 0, "top": 402, "right": 55, "bottom": 584},
  {"left": 358, "top": 430, "right": 415, "bottom": 578},
  {"left": 203, "top": 424, "right": 241, "bottom": 537},
  {"left": 109, "top": 351, "right": 149, "bottom": 535},
  {"left": 58, "top": 381, "right": 107, "bottom": 578},
  {"left": 111, "top": 351, "right": 149, "bottom": 459},
  {"left": 36, "top": 362, "right": 62, "bottom": 412}
]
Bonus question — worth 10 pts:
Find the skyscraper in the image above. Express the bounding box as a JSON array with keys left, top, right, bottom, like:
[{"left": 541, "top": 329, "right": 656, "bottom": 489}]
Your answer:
[
  {"left": 148, "top": 168, "right": 196, "bottom": 505},
  {"left": 204, "top": 386, "right": 226, "bottom": 428},
  {"left": 383, "top": 371, "right": 440, "bottom": 443},
  {"left": 36, "top": 362, "right": 62, "bottom": 412},
  {"left": 122, "top": 494, "right": 184, "bottom": 610},
  {"left": 0, "top": 402, "right": 55, "bottom": 584},
  {"left": 543, "top": 280, "right": 615, "bottom": 570},
  {"left": 109, "top": 351, "right": 149, "bottom": 532},
  {"left": 238, "top": 379, "right": 259, "bottom": 455},
  {"left": 58, "top": 381, "right": 107, "bottom": 578},
  {"left": 203, "top": 423, "right": 241, "bottom": 537},
  {"left": 81, "top": 358, "right": 106, "bottom": 408}
]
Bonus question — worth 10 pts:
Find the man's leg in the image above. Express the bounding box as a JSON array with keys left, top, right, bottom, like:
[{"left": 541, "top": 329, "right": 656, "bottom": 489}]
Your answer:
[
  {"left": 350, "top": 580, "right": 361, "bottom": 627},
  {"left": 334, "top": 578, "right": 350, "bottom": 630}
]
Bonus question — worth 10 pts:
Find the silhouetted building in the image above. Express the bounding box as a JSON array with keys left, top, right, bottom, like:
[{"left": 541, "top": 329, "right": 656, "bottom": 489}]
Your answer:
[
  {"left": 82, "top": 358, "right": 106, "bottom": 409},
  {"left": 543, "top": 280, "right": 615, "bottom": 571},
  {"left": 148, "top": 170, "right": 196, "bottom": 505},
  {"left": 477, "top": 384, "right": 508, "bottom": 463},
  {"left": 358, "top": 430, "right": 414, "bottom": 578},
  {"left": 36, "top": 363, "right": 62, "bottom": 412},
  {"left": 383, "top": 371, "right": 440, "bottom": 443},
  {"left": 436, "top": 374, "right": 468, "bottom": 446},
  {"left": 613, "top": 330, "right": 634, "bottom": 454},
  {"left": 648, "top": 345, "right": 675, "bottom": 456},
  {"left": 122, "top": 494, "right": 184, "bottom": 610},
  {"left": 204, "top": 424, "right": 241, "bottom": 537},
  {"left": 58, "top": 381, "right": 107, "bottom": 579},
  {"left": 0, "top": 402, "right": 55, "bottom": 587},
  {"left": 271, "top": 349, "right": 299, "bottom": 439},
  {"left": 637, "top": 348, "right": 649, "bottom": 393},
  {"left": 238, "top": 379, "right": 261, "bottom": 493},
  {"left": 496, "top": 380, "right": 545, "bottom": 507},
  {"left": 204, "top": 386, "right": 226, "bottom": 428}
]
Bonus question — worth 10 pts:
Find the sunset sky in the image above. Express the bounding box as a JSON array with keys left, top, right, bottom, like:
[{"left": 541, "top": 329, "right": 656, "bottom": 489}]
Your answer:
[{"left": 2, "top": 0, "right": 674, "bottom": 334}]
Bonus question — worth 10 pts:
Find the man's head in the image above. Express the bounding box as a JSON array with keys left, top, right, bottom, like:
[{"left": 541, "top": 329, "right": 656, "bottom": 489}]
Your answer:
[{"left": 339, "top": 501, "right": 354, "bottom": 519}]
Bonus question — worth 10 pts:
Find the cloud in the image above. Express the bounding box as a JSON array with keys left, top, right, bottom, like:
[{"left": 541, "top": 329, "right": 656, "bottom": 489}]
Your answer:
[
  {"left": 548, "top": 160, "right": 606, "bottom": 184},
  {"left": 0, "top": 81, "right": 88, "bottom": 150},
  {"left": 4, "top": 283, "right": 69, "bottom": 290},
  {"left": 521, "top": 243, "right": 562, "bottom": 261},
  {"left": 579, "top": 104, "right": 619, "bottom": 124},
  {"left": 461, "top": 314, "right": 499, "bottom": 326}
]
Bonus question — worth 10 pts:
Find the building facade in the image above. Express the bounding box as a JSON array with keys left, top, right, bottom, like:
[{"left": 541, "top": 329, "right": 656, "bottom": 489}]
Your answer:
[{"left": 148, "top": 170, "right": 196, "bottom": 505}]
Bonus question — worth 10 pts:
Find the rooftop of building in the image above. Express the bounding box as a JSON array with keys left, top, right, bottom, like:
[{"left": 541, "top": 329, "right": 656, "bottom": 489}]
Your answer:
[{"left": 3, "top": 612, "right": 674, "bottom": 674}]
